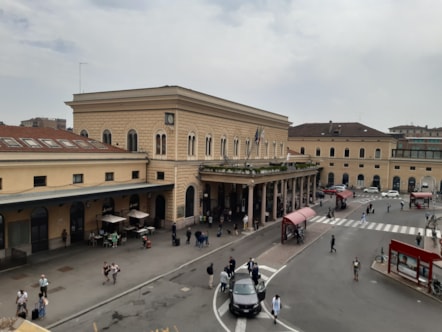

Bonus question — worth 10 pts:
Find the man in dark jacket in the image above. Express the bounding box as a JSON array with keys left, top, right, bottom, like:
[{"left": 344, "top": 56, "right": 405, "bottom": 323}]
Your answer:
[
  {"left": 207, "top": 263, "right": 214, "bottom": 289},
  {"left": 251, "top": 262, "right": 260, "bottom": 285}
]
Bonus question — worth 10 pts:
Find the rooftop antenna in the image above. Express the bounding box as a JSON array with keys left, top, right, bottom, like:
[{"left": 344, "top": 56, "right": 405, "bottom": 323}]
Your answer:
[{"left": 79, "top": 62, "right": 87, "bottom": 93}]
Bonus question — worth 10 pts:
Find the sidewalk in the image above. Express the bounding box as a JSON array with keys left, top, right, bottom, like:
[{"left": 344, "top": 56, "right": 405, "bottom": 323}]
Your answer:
[{"left": 0, "top": 222, "right": 255, "bottom": 330}]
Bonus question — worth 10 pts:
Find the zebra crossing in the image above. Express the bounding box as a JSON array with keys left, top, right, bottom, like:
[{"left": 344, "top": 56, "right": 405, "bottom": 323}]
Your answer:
[{"left": 310, "top": 215, "right": 440, "bottom": 237}]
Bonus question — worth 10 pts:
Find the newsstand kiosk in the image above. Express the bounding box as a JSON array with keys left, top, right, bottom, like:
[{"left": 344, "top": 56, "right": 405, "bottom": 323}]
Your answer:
[{"left": 388, "top": 239, "right": 442, "bottom": 288}]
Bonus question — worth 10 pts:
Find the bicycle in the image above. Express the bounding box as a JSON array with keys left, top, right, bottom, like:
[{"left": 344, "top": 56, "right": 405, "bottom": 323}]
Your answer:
[
  {"left": 430, "top": 279, "right": 442, "bottom": 297},
  {"left": 375, "top": 247, "right": 388, "bottom": 263}
]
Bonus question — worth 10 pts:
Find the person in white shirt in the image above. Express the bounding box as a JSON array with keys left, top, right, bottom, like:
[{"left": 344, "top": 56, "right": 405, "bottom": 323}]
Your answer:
[
  {"left": 272, "top": 294, "right": 281, "bottom": 324},
  {"left": 16, "top": 289, "right": 28, "bottom": 316},
  {"left": 242, "top": 214, "right": 249, "bottom": 230},
  {"left": 39, "top": 274, "right": 49, "bottom": 298},
  {"left": 110, "top": 262, "right": 120, "bottom": 284},
  {"left": 219, "top": 268, "right": 230, "bottom": 293}
]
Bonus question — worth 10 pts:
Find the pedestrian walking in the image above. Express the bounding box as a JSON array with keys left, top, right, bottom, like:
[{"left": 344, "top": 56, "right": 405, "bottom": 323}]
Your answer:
[
  {"left": 360, "top": 212, "right": 367, "bottom": 224},
  {"left": 172, "top": 222, "right": 177, "bottom": 245},
  {"left": 110, "top": 262, "right": 120, "bottom": 284},
  {"left": 416, "top": 232, "right": 422, "bottom": 247},
  {"left": 246, "top": 257, "right": 254, "bottom": 275},
  {"left": 39, "top": 274, "right": 49, "bottom": 298},
  {"left": 330, "top": 235, "right": 336, "bottom": 253},
  {"left": 271, "top": 294, "right": 281, "bottom": 325},
  {"left": 16, "top": 289, "right": 28, "bottom": 317},
  {"left": 102, "top": 261, "right": 111, "bottom": 285},
  {"left": 353, "top": 257, "right": 361, "bottom": 281},
  {"left": 254, "top": 218, "right": 260, "bottom": 230},
  {"left": 206, "top": 263, "right": 214, "bottom": 289},
  {"left": 319, "top": 199, "right": 323, "bottom": 207},
  {"left": 251, "top": 262, "right": 260, "bottom": 285},
  {"left": 331, "top": 208, "right": 335, "bottom": 219},
  {"left": 229, "top": 256, "right": 236, "bottom": 277},
  {"left": 220, "top": 268, "right": 230, "bottom": 293},
  {"left": 111, "top": 231, "right": 118, "bottom": 248},
  {"left": 186, "top": 227, "right": 192, "bottom": 245},
  {"left": 38, "top": 292, "right": 46, "bottom": 319},
  {"left": 61, "top": 229, "right": 68, "bottom": 248},
  {"left": 387, "top": 203, "right": 391, "bottom": 213},
  {"left": 234, "top": 223, "right": 238, "bottom": 236},
  {"left": 242, "top": 214, "right": 249, "bottom": 230},
  {"left": 400, "top": 200, "right": 404, "bottom": 210}
]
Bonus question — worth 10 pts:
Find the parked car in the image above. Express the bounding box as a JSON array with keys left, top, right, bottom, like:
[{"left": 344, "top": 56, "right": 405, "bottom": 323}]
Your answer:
[
  {"left": 332, "top": 185, "right": 346, "bottom": 192},
  {"left": 381, "top": 190, "right": 400, "bottom": 198},
  {"left": 316, "top": 191, "right": 325, "bottom": 199},
  {"left": 363, "top": 187, "right": 379, "bottom": 193},
  {"left": 229, "top": 273, "right": 266, "bottom": 316}
]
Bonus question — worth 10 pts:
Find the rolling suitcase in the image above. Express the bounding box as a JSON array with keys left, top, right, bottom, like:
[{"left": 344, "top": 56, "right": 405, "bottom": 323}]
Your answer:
[{"left": 32, "top": 307, "right": 39, "bottom": 320}]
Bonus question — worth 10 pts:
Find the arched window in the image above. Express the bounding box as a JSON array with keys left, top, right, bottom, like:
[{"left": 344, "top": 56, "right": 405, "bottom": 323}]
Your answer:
[
  {"left": 359, "top": 148, "right": 365, "bottom": 158},
  {"left": 327, "top": 172, "right": 335, "bottom": 187},
  {"left": 220, "top": 136, "right": 226, "bottom": 157},
  {"left": 330, "top": 147, "right": 335, "bottom": 157},
  {"left": 245, "top": 138, "right": 251, "bottom": 158},
  {"left": 375, "top": 148, "right": 381, "bottom": 158},
  {"left": 102, "top": 130, "right": 112, "bottom": 145},
  {"left": 344, "top": 148, "right": 350, "bottom": 158},
  {"left": 80, "top": 130, "right": 88, "bottom": 137},
  {"left": 188, "top": 133, "right": 196, "bottom": 156},
  {"left": 156, "top": 133, "right": 166, "bottom": 155},
  {"left": 316, "top": 148, "right": 321, "bottom": 157},
  {"left": 205, "top": 135, "right": 212, "bottom": 157},
  {"left": 127, "top": 129, "right": 138, "bottom": 152},
  {"left": 233, "top": 137, "right": 239, "bottom": 157},
  {"left": 300, "top": 147, "right": 305, "bottom": 155}
]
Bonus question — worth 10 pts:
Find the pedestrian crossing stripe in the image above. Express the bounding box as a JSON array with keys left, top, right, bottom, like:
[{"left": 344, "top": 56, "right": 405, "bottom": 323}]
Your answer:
[{"left": 309, "top": 215, "right": 441, "bottom": 237}]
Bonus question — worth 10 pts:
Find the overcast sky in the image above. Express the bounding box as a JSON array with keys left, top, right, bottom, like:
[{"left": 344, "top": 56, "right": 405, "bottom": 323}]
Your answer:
[{"left": 1, "top": 0, "right": 441, "bottom": 132}]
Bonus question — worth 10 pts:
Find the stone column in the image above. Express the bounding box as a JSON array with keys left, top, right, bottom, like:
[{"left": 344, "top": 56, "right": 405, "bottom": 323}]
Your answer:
[
  {"left": 261, "top": 182, "right": 267, "bottom": 224},
  {"left": 273, "top": 181, "right": 278, "bottom": 221},
  {"left": 248, "top": 182, "right": 254, "bottom": 230}
]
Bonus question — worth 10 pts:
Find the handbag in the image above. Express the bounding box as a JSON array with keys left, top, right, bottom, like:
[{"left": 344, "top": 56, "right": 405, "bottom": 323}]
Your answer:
[{"left": 271, "top": 309, "right": 274, "bottom": 315}]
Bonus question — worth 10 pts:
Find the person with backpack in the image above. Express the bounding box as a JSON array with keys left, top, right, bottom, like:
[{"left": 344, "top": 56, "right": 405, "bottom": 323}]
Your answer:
[{"left": 207, "top": 263, "right": 214, "bottom": 289}]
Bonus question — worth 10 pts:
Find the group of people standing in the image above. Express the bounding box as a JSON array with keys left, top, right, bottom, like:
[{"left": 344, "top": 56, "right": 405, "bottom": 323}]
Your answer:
[{"left": 16, "top": 274, "right": 49, "bottom": 320}]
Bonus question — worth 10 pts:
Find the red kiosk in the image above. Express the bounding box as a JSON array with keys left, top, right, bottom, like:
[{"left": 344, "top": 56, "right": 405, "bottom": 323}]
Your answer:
[
  {"left": 335, "top": 189, "right": 353, "bottom": 210},
  {"left": 388, "top": 239, "right": 441, "bottom": 287},
  {"left": 281, "top": 207, "right": 316, "bottom": 244},
  {"left": 409, "top": 192, "right": 432, "bottom": 209}
]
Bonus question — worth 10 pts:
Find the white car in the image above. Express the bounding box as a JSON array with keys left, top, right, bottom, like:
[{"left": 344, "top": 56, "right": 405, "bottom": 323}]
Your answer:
[
  {"left": 363, "top": 187, "right": 379, "bottom": 193},
  {"left": 381, "top": 190, "right": 400, "bottom": 198}
]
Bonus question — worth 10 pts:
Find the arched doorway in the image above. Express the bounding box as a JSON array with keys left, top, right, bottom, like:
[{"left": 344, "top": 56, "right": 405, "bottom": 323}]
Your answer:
[
  {"left": 185, "top": 186, "right": 195, "bottom": 218},
  {"left": 372, "top": 175, "right": 380, "bottom": 190},
  {"left": 327, "top": 172, "right": 335, "bottom": 187},
  {"left": 408, "top": 177, "right": 416, "bottom": 193},
  {"left": 342, "top": 173, "right": 349, "bottom": 186},
  {"left": 129, "top": 194, "right": 140, "bottom": 210},
  {"left": 70, "top": 202, "right": 85, "bottom": 243},
  {"left": 357, "top": 174, "right": 364, "bottom": 188},
  {"left": 31, "top": 207, "right": 48, "bottom": 253},
  {"left": 392, "top": 176, "right": 401, "bottom": 191},
  {"left": 155, "top": 195, "right": 166, "bottom": 228}
]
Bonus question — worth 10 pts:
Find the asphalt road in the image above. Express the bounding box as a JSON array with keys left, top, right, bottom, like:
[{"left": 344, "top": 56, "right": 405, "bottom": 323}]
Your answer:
[{"left": 51, "top": 194, "right": 442, "bottom": 332}]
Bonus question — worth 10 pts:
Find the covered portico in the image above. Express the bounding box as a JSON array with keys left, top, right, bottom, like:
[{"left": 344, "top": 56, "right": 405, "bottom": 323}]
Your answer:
[{"left": 199, "top": 164, "right": 318, "bottom": 227}]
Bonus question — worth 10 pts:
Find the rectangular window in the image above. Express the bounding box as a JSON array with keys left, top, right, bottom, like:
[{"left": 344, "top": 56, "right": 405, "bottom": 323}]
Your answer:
[
  {"left": 344, "top": 163, "right": 348, "bottom": 167},
  {"left": 105, "top": 172, "right": 114, "bottom": 181},
  {"left": 426, "top": 167, "right": 432, "bottom": 171},
  {"left": 410, "top": 166, "right": 415, "bottom": 170},
  {"left": 132, "top": 171, "right": 139, "bottom": 179},
  {"left": 34, "top": 176, "right": 46, "bottom": 187},
  {"left": 374, "top": 165, "right": 380, "bottom": 169},
  {"left": 157, "top": 171, "right": 165, "bottom": 180},
  {"left": 359, "top": 164, "right": 364, "bottom": 168},
  {"left": 394, "top": 166, "right": 400, "bottom": 170},
  {"left": 329, "top": 163, "right": 334, "bottom": 166},
  {"left": 73, "top": 174, "right": 83, "bottom": 184}
]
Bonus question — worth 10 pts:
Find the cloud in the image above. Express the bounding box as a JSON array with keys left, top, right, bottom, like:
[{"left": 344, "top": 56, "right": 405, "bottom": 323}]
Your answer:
[{"left": 0, "top": 0, "right": 441, "bottom": 131}]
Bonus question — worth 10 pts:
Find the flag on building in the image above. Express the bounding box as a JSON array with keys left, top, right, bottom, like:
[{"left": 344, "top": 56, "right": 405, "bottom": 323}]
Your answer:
[
  {"left": 255, "top": 128, "right": 259, "bottom": 144},
  {"left": 255, "top": 126, "right": 264, "bottom": 145}
]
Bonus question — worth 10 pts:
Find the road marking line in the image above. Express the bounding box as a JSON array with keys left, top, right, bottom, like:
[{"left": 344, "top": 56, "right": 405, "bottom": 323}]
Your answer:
[
  {"left": 383, "top": 224, "right": 392, "bottom": 232},
  {"left": 234, "top": 318, "right": 247, "bottom": 332},
  {"left": 218, "top": 298, "right": 230, "bottom": 317},
  {"left": 408, "top": 226, "right": 416, "bottom": 234},
  {"left": 336, "top": 219, "right": 346, "bottom": 225},
  {"left": 367, "top": 223, "right": 376, "bottom": 229},
  {"left": 391, "top": 225, "right": 399, "bottom": 233},
  {"left": 259, "top": 265, "right": 277, "bottom": 273},
  {"left": 375, "top": 223, "right": 384, "bottom": 231},
  {"left": 399, "top": 226, "right": 408, "bottom": 234},
  {"left": 344, "top": 219, "right": 354, "bottom": 227}
]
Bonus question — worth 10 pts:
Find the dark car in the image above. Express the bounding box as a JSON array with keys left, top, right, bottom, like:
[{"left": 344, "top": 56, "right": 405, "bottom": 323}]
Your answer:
[
  {"left": 229, "top": 273, "right": 266, "bottom": 316},
  {"left": 316, "top": 191, "right": 325, "bottom": 199}
]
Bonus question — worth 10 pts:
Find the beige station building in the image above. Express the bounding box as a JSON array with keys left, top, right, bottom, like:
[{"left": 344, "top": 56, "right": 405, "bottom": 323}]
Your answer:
[
  {"left": 288, "top": 121, "right": 442, "bottom": 193},
  {"left": 0, "top": 86, "right": 318, "bottom": 262}
]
